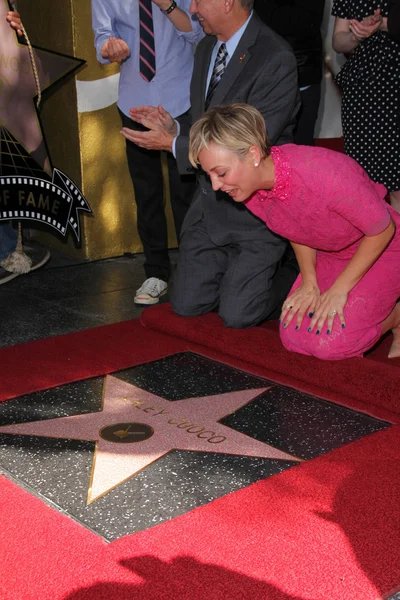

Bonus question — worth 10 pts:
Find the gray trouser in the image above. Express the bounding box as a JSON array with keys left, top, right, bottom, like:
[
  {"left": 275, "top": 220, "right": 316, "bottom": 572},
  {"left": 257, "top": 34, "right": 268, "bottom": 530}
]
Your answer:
[{"left": 171, "top": 215, "right": 296, "bottom": 329}]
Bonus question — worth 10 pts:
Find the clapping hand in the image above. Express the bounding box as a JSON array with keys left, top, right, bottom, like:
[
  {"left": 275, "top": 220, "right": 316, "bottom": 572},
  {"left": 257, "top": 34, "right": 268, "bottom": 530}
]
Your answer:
[
  {"left": 129, "top": 105, "right": 178, "bottom": 135},
  {"left": 101, "top": 37, "right": 130, "bottom": 63},
  {"left": 349, "top": 8, "right": 383, "bottom": 41},
  {"left": 121, "top": 105, "right": 176, "bottom": 151}
]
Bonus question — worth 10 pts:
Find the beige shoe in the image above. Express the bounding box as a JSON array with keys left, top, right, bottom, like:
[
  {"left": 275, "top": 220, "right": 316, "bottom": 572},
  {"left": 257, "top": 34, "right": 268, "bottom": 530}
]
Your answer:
[{"left": 134, "top": 277, "right": 168, "bottom": 305}]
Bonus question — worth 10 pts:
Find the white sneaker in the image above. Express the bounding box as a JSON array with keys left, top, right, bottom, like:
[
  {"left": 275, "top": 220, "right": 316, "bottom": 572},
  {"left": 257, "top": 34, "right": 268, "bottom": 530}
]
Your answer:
[{"left": 134, "top": 277, "right": 168, "bottom": 305}]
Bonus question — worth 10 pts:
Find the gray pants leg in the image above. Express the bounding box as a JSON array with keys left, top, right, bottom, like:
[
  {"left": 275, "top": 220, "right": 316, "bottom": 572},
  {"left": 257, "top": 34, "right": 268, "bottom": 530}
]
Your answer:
[{"left": 172, "top": 218, "right": 293, "bottom": 328}]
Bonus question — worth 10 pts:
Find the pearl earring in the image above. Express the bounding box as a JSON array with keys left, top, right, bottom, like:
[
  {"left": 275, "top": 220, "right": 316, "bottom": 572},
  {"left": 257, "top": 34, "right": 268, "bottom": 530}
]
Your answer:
[{"left": 254, "top": 162, "right": 259, "bottom": 167}]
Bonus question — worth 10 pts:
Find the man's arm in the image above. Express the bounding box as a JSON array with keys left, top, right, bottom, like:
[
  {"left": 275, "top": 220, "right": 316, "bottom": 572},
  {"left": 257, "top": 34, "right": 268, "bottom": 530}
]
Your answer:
[
  {"left": 388, "top": 0, "right": 400, "bottom": 42},
  {"left": 92, "top": 0, "right": 125, "bottom": 64},
  {"left": 153, "top": 0, "right": 194, "bottom": 33},
  {"left": 158, "top": 0, "right": 204, "bottom": 42},
  {"left": 175, "top": 132, "right": 194, "bottom": 174},
  {"left": 151, "top": 0, "right": 204, "bottom": 41},
  {"left": 249, "top": 48, "right": 299, "bottom": 145}
]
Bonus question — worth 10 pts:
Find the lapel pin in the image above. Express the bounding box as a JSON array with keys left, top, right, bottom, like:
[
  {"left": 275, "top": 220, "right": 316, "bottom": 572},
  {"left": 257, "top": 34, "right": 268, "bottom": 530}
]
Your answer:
[{"left": 239, "top": 54, "right": 246, "bottom": 62}]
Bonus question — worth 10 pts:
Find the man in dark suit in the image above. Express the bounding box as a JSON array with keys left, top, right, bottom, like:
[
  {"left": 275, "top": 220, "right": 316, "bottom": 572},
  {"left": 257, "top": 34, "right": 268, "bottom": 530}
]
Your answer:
[
  {"left": 254, "top": 0, "right": 325, "bottom": 146},
  {"left": 121, "top": 0, "right": 300, "bottom": 328},
  {"left": 388, "top": 0, "right": 400, "bottom": 42}
]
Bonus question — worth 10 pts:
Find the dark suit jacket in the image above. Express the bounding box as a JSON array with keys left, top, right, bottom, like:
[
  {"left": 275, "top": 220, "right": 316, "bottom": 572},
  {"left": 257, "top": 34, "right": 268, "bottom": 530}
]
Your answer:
[
  {"left": 175, "top": 12, "right": 300, "bottom": 248},
  {"left": 389, "top": 0, "right": 400, "bottom": 42},
  {"left": 254, "top": 0, "right": 325, "bottom": 87}
]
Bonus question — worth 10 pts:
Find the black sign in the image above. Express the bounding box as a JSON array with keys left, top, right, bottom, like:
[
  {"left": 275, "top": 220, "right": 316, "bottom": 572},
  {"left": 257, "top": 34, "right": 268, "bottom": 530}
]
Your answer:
[
  {"left": 0, "top": 168, "right": 91, "bottom": 241},
  {"left": 0, "top": 126, "right": 91, "bottom": 242}
]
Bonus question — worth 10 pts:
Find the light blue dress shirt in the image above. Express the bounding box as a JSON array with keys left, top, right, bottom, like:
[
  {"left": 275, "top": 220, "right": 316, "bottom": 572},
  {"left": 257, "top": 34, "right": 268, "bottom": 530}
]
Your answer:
[
  {"left": 92, "top": 0, "right": 204, "bottom": 118},
  {"left": 205, "top": 12, "right": 253, "bottom": 93}
]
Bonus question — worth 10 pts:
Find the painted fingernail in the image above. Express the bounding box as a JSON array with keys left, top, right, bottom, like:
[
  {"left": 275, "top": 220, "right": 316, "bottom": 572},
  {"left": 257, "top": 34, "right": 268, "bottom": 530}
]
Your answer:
[
  {"left": 316, "top": 329, "right": 320, "bottom": 335},
  {"left": 308, "top": 312, "right": 314, "bottom": 318},
  {"left": 308, "top": 327, "right": 312, "bottom": 332},
  {"left": 327, "top": 329, "right": 331, "bottom": 335},
  {"left": 282, "top": 323, "right": 287, "bottom": 328},
  {"left": 341, "top": 323, "right": 345, "bottom": 329},
  {"left": 278, "top": 319, "right": 281, "bottom": 323},
  {"left": 295, "top": 325, "right": 299, "bottom": 330}
]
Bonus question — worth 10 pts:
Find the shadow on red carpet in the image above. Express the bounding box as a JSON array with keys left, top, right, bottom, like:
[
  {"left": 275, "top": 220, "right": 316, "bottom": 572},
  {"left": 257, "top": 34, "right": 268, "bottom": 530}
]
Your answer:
[{"left": 63, "top": 556, "right": 316, "bottom": 600}]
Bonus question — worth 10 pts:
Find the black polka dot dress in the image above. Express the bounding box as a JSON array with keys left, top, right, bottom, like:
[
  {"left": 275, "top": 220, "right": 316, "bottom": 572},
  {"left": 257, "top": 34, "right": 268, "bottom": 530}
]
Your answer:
[{"left": 332, "top": 0, "right": 400, "bottom": 192}]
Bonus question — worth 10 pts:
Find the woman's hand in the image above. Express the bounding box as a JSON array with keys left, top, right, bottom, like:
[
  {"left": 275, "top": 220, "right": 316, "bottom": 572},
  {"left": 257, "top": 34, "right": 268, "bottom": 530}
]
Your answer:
[
  {"left": 6, "top": 10, "right": 22, "bottom": 36},
  {"left": 349, "top": 9, "right": 383, "bottom": 41},
  {"left": 280, "top": 283, "right": 320, "bottom": 330},
  {"left": 308, "top": 287, "right": 347, "bottom": 335}
]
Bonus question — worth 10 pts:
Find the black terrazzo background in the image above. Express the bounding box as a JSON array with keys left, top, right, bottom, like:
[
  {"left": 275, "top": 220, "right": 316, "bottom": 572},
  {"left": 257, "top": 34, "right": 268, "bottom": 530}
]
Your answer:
[
  {"left": 221, "top": 385, "right": 389, "bottom": 459},
  {"left": 115, "top": 352, "right": 272, "bottom": 400}
]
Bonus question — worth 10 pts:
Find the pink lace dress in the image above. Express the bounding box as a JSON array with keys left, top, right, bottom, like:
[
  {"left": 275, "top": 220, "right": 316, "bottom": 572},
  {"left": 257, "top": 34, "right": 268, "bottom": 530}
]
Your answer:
[{"left": 245, "top": 145, "right": 400, "bottom": 360}]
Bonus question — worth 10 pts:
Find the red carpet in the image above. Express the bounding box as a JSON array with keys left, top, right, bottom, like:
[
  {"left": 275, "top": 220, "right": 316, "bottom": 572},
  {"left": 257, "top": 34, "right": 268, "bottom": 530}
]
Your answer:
[
  {"left": 1, "top": 316, "right": 399, "bottom": 598},
  {"left": 141, "top": 303, "right": 400, "bottom": 423},
  {"left": 0, "top": 319, "right": 189, "bottom": 402},
  {"left": 1, "top": 423, "right": 399, "bottom": 599}
]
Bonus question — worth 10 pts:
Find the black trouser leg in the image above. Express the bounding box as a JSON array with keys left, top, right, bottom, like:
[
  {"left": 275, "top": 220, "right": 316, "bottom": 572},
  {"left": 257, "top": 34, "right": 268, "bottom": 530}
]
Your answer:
[
  {"left": 119, "top": 109, "right": 170, "bottom": 281},
  {"left": 264, "top": 246, "right": 299, "bottom": 320},
  {"left": 294, "top": 83, "right": 322, "bottom": 147},
  {"left": 166, "top": 151, "right": 196, "bottom": 242}
]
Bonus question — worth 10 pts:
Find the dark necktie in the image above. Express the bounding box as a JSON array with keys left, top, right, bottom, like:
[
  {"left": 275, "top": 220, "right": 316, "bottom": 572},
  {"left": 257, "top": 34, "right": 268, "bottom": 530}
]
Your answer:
[
  {"left": 205, "top": 43, "right": 228, "bottom": 110},
  {"left": 139, "top": 0, "right": 156, "bottom": 82}
]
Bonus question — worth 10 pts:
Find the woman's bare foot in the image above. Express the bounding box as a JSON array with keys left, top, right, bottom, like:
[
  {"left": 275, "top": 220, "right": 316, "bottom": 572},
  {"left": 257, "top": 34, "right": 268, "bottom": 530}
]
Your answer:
[
  {"left": 382, "top": 301, "right": 400, "bottom": 358},
  {"left": 388, "top": 324, "right": 400, "bottom": 358}
]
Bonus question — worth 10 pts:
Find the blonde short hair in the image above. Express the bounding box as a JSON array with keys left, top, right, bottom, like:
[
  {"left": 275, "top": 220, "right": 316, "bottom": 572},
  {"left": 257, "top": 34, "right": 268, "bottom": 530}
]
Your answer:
[{"left": 189, "top": 103, "right": 271, "bottom": 168}]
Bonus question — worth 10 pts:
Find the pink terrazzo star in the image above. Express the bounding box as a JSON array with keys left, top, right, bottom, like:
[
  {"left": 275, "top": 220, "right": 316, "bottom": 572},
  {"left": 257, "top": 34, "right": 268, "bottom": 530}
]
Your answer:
[{"left": 0, "top": 376, "right": 301, "bottom": 503}]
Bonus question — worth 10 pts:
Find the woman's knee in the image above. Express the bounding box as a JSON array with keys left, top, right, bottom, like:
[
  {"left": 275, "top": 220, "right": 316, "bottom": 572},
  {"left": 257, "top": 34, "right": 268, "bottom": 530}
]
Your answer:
[{"left": 281, "top": 329, "right": 346, "bottom": 360}]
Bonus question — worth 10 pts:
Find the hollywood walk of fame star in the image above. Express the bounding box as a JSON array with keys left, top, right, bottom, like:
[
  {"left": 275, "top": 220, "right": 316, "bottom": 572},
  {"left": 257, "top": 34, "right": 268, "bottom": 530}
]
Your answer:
[
  {"left": 0, "top": 0, "right": 84, "bottom": 172},
  {"left": 0, "top": 376, "right": 302, "bottom": 504}
]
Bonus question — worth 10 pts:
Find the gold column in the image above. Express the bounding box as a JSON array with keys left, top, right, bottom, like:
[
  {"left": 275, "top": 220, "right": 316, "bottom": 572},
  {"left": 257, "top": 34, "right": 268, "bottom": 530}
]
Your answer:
[{"left": 17, "top": 0, "right": 176, "bottom": 260}]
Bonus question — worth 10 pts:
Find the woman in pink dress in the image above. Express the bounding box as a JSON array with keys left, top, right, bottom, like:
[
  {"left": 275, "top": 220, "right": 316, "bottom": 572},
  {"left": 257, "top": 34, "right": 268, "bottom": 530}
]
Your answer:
[{"left": 188, "top": 103, "right": 400, "bottom": 360}]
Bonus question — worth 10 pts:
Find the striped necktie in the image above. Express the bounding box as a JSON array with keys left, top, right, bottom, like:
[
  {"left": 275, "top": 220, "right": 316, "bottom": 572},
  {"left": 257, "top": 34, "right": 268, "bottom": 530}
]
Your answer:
[
  {"left": 205, "top": 43, "right": 228, "bottom": 110},
  {"left": 139, "top": 0, "right": 156, "bottom": 82}
]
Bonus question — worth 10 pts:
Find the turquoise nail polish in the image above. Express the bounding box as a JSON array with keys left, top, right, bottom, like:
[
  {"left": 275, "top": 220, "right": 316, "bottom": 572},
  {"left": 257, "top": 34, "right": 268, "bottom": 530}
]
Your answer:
[
  {"left": 295, "top": 325, "right": 299, "bottom": 331},
  {"left": 327, "top": 329, "right": 331, "bottom": 335},
  {"left": 316, "top": 329, "right": 320, "bottom": 335},
  {"left": 307, "top": 327, "right": 311, "bottom": 332}
]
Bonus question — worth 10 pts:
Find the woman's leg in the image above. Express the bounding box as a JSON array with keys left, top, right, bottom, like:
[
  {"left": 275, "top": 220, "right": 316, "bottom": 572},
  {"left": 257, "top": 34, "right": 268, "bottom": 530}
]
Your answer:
[{"left": 382, "top": 301, "right": 400, "bottom": 358}]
